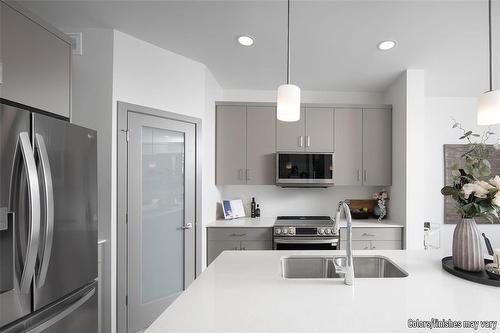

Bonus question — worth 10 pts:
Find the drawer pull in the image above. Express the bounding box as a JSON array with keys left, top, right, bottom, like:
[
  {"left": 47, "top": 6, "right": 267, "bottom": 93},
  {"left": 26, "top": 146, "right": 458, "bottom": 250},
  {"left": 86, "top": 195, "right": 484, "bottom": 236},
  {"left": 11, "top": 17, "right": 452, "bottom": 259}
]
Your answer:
[
  {"left": 230, "top": 233, "right": 247, "bottom": 237},
  {"left": 362, "top": 233, "right": 376, "bottom": 237}
]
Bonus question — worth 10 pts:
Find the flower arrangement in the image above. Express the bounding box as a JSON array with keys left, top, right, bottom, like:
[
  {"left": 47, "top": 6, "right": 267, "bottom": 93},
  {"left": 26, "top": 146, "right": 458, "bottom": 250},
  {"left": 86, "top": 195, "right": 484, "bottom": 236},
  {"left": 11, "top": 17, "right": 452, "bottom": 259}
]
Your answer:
[
  {"left": 441, "top": 120, "right": 500, "bottom": 222},
  {"left": 373, "top": 191, "right": 388, "bottom": 222}
]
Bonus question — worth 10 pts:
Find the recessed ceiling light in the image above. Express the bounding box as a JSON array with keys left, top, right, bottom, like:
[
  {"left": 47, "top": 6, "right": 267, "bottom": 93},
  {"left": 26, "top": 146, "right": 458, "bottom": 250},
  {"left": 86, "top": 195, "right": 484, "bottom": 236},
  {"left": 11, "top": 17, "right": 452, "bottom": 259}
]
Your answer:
[
  {"left": 237, "top": 35, "right": 254, "bottom": 46},
  {"left": 378, "top": 40, "right": 396, "bottom": 51}
]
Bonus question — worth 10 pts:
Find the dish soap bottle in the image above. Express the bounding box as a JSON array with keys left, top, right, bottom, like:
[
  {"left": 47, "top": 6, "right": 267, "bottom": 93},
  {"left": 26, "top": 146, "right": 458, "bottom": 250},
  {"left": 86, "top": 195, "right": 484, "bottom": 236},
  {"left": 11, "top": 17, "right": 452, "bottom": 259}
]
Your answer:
[
  {"left": 255, "top": 204, "right": 261, "bottom": 217},
  {"left": 251, "top": 197, "right": 256, "bottom": 218}
]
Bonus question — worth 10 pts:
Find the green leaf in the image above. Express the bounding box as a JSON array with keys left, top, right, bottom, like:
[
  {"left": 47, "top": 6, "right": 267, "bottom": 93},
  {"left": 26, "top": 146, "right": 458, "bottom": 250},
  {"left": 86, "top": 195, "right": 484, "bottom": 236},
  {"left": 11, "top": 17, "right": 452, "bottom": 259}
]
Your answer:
[{"left": 441, "top": 186, "right": 458, "bottom": 196}]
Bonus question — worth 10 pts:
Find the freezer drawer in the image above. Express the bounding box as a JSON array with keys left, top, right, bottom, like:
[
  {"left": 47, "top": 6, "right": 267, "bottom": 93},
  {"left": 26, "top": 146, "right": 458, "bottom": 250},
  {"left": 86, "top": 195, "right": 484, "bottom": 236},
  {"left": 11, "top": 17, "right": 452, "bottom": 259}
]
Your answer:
[
  {"left": 32, "top": 114, "right": 98, "bottom": 310},
  {"left": 0, "top": 281, "right": 97, "bottom": 333}
]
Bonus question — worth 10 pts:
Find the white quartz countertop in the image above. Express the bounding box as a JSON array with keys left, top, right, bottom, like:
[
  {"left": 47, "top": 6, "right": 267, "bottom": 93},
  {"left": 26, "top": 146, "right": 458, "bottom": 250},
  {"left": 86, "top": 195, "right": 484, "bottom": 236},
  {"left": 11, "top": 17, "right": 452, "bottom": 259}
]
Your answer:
[
  {"left": 206, "top": 217, "right": 403, "bottom": 229},
  {"left": 206, "top": 217, "right": 276, "bottom": 228},
  {"left": 146, "top": 250, "right": 500, "bottom": 332},
  {"left": 338, "top": 218, "right": 404, "bottom": 228}
]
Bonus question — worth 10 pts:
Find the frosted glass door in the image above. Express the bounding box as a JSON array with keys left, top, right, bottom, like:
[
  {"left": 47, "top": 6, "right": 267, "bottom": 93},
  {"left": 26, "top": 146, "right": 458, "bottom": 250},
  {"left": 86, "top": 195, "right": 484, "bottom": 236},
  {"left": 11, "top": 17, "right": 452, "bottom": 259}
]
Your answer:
[{"left": 127, "top": 112, "right": 196, "bottom": 333}]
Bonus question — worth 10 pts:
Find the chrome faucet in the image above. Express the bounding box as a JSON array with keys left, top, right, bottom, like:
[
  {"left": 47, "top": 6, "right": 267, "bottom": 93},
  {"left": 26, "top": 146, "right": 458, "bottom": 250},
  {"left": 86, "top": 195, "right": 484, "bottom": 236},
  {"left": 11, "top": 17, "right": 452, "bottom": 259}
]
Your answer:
[{"left": 337, "top": 200, "right": 354, "bottom": 286}]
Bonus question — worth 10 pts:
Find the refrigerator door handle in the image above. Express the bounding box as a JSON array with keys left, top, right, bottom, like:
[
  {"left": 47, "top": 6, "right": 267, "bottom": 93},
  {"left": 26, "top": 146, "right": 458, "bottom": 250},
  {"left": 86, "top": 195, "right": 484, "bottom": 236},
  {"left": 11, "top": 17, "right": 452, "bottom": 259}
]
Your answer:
[
  {"left": 25, "top": 286, "right": 96, "bottom": 333},
  {"left": 34, "top": 134, "right": 54, "bottom": 287},
  {"left": 12, "top": 132, "right": 41, "bottom": 294}
]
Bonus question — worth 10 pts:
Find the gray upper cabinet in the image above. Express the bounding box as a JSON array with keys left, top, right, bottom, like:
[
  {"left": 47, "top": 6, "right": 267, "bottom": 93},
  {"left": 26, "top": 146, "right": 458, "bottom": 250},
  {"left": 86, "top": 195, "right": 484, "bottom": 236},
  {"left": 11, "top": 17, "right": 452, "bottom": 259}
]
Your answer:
[
  {"left": 216, "top": 105, "right": 276, "bottom": 185},
  {"left": 276, "top": 107, "right": 305, "bottom": 151},
  {"left": 305, "top": 107, "right": 334, "bottom": 152},
  {"left": 216, "top": 106, "right": 247, "bottom": 185},
  {"left": 334, "top": 108, "right": 392, "bottom": 186},
  {"left": 363, "top": 108, "right": 392, "bottom": 186},
  {"left": 277, "top": 107, "right": 334, "bottom": 152},
  {"left": 335, "top": 108, "right": 363, "bottom": 186},
  {"left": 0, "top": 2, "right": 71, "bottom": 118},
  {"left": 246, "top": 106, "right": 276, "bottom": 185}
]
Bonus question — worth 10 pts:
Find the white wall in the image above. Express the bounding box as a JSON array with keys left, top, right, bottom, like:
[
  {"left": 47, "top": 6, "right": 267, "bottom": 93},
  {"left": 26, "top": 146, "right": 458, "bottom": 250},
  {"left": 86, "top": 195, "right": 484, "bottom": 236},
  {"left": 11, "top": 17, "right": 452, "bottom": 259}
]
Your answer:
[
  {"left": 383, "top": 72, "right": 407, "bottom": 244},
  {"left": 69, "top": 28, "right": 114, "bottom": 333},
  {"left": 219, "top": 186, "right": 384, "bottom": 219},
  {"left": 222, "top": 89, "right": 384, "bottom": 105},
  {"left": 111, "top": 30, "right": 222, "bottom": 331},
  {"left": 424, "top": 96, "right": 500, "bottom": 255},
  {"left": 384, "top": 70, "right": 426, "bottom": 249}
]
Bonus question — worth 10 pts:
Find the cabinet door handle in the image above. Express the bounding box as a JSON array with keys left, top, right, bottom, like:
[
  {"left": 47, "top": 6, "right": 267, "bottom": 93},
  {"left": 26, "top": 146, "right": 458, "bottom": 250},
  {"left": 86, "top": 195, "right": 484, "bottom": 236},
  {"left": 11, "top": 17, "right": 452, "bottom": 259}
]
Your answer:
[
  {"left": 246, "top": 169, "right": 250, "bottom": 181},
  {"left": 230, "top": 233, "right": 247, "bottom": 237},
  {"left": 362, "top": 233, "right": 376, "bottom": 237},
  {"left": 306, "top": 136, "right": 311, "bottom": 147},
  {"left": 298, "top": 136, "right": 303, "bottom": 147},
  {"left": 357, "top": 169, "right": 360, "bottom": 182},
  {"left": 364, "top": 169, "right": 367, "bottom": 182}
]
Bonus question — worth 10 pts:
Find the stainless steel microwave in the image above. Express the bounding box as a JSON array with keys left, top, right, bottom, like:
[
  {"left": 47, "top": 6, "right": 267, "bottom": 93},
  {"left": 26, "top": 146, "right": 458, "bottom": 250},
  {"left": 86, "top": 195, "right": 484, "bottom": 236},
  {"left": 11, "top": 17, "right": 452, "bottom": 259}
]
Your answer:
[{"left": 276, "top": 152, "right": 334, "bottom": 187}]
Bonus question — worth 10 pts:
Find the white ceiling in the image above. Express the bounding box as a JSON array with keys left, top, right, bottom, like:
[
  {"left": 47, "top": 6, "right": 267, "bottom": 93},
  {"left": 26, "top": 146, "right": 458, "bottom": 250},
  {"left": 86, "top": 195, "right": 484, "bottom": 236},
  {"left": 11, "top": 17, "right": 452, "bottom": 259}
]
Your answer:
[{"left": 19, "top": 0, "right": 500, "bottom": 96}]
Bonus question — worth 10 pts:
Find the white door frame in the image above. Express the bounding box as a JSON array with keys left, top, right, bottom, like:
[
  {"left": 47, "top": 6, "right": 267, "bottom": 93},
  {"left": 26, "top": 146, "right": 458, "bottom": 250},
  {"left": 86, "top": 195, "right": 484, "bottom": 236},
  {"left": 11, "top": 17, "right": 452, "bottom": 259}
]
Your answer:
[{"left": 116, "top": 101, "right": 203, "bottom": 333}]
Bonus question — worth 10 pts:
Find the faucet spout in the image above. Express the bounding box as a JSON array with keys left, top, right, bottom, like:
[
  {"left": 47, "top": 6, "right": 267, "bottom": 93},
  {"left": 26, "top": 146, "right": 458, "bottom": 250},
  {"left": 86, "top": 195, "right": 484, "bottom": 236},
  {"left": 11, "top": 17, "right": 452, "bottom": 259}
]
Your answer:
[{"left": 337, "top": 200, "right": 354, "bottom": 286}]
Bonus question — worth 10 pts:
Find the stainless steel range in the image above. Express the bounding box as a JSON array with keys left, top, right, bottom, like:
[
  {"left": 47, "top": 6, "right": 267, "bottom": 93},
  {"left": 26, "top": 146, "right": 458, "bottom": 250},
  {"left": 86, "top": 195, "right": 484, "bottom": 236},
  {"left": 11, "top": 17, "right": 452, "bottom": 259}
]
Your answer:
[{"left": 273, "top": 216, "right": 339, "bottom": 250}]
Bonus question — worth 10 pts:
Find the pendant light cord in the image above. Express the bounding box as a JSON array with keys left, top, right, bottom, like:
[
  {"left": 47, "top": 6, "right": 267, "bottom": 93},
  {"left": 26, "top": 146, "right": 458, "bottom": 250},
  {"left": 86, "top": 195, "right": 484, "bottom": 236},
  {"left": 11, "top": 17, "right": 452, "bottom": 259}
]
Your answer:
[
  {"left": 489, "top": 0, "right": 493, "bottom": 91},
  {"left": 286, "top": 0, "right": 291, "bottom": 85}
]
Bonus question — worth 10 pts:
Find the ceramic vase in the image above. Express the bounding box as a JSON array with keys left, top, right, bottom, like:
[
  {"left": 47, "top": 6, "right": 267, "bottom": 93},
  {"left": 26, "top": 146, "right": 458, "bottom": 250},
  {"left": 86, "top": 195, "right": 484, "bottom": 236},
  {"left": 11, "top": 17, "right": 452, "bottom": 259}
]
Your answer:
[{"left": 452, "top": 218, "right": 484, "bottom": 272}]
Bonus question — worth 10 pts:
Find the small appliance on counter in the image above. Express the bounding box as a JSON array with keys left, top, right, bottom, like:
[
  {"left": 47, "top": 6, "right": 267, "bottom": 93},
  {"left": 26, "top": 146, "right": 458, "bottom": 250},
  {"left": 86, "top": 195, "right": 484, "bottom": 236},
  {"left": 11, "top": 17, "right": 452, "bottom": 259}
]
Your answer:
[{"left": 273, "top": 216, "right": 338, "bottom": 250}]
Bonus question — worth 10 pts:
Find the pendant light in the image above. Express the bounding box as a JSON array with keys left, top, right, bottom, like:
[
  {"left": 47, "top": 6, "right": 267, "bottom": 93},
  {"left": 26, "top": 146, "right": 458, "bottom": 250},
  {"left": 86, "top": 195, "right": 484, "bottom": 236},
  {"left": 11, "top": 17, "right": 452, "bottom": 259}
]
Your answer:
[
  {"left": 277, "top": 0, "right": 301, "bottom": 122},
  {"left": 478, "top": 0, "right": 500, "bottom": 125}
]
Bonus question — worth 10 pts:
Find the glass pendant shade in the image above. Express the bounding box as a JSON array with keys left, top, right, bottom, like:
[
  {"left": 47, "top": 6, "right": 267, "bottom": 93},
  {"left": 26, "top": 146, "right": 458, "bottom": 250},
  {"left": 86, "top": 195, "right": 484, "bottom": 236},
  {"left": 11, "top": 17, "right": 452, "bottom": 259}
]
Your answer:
[
  {"left": 478, "top": 90, "right": 500, "bottom": 125},
  {"left": 277, "top": 84, "right": 301, "bottom": 122}
]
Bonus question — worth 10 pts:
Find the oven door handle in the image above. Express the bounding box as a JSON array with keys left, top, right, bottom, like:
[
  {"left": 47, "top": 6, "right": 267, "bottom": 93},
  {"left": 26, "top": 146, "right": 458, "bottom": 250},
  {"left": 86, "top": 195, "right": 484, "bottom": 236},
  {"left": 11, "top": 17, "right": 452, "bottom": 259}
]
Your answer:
[{"left": 274, "top": 238, "right": 339, "bottom": 245}]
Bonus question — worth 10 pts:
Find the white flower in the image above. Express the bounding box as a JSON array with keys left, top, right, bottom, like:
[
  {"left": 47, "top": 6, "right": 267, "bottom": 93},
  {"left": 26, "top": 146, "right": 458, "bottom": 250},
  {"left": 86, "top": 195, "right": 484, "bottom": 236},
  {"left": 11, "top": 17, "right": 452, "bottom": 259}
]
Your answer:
[
  {"left": 476, "top": 181, "right": 494, "bottom": 198},
  {"left": 462, "top": 181, "right": 493, "bottom": 199},
  {"left": 372, "top": 193, "right": 379, "bottom": 199},
  {"left": 490, "top": 175, "right": 500, "bottom": 190},
  {"left": 493, "top": 192, "right": 500, "bottom": 207},
  {"left": 462, "top": 183, "right": 476, "bottom": 199}
]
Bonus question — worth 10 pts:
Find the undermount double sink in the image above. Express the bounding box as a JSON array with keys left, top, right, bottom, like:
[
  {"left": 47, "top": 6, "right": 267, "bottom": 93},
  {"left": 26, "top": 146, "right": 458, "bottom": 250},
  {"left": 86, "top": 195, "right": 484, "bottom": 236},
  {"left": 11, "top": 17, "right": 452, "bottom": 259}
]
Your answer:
[{"left": 281, "top": 255, "right": 408, "bottom": 279}]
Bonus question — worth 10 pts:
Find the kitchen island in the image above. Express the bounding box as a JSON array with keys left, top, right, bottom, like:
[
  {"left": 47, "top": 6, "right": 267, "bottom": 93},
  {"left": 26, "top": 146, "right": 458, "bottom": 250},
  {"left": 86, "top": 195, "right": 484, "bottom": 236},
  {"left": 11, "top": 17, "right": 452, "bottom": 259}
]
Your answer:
[{"left": 146, "top": 250, "right": 500, "bottom": 332}]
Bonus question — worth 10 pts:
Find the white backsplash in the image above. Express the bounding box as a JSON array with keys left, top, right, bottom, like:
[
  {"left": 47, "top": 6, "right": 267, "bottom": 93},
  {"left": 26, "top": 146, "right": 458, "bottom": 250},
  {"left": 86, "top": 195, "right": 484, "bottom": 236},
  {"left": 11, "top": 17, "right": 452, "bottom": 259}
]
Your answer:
[{"left": 217, "top": 185, "right": 387, "bottom": 219}]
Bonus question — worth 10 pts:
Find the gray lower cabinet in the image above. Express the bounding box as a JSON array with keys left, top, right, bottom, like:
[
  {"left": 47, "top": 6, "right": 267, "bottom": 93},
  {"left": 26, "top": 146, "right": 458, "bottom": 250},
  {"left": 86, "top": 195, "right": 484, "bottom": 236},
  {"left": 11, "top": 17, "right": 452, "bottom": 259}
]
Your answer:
[
  {"left": 339, "top": 227, "right": 403, "bottom": 250},
  {"left": 335, "top": 108, "right": 392, "bottom": 186},
  {"left": 1, "top": 2, "right": 71, "bottom": 118},
  {"left": 216, "top": 105, "right": 276, "bottom": 185},
  {"left": 207, "top": 227, "right": 272, "bottom": 265}
]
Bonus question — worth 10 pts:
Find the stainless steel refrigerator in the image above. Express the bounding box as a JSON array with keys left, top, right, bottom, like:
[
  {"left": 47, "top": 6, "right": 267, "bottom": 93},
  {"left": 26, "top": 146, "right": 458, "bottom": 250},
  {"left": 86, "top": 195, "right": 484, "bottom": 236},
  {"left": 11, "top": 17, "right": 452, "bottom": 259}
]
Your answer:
[{"left": 0, "top": 100, "right": 98, "bottom": 333}]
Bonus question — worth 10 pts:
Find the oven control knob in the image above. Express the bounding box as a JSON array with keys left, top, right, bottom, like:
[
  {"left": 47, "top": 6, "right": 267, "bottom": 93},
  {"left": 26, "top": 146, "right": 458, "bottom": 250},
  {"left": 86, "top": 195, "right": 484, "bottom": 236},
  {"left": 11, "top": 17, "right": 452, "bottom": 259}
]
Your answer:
[
  {"left": 275, "top": 228, "right": 281, "bottom": 234},
  {"left": 283, "top": 229, "right": 288, "bottom": 234},
  {"left": 325, "top": 228, "right": 331, "bottom": 234},
  {"left": 318, "top": 228, "right": 324, "bottom": 235},
  {"left": 288, "top": 227, "right": 294, "bottom": 235}
]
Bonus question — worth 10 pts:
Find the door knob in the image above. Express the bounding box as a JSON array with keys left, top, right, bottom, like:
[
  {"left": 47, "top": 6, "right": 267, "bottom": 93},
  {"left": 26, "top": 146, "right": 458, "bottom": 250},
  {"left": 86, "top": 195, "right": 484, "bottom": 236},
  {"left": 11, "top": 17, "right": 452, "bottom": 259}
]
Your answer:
[{"left": 181, "top": 223, "right": 193, "bottom": 230}]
